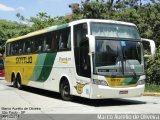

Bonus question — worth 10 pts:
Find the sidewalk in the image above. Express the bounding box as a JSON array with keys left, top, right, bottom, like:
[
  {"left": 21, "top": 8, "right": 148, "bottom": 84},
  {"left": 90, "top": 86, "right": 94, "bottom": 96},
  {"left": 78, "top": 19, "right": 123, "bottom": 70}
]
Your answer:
[{"left": 143, "top": 92, "right": 160, "bottom": 96}]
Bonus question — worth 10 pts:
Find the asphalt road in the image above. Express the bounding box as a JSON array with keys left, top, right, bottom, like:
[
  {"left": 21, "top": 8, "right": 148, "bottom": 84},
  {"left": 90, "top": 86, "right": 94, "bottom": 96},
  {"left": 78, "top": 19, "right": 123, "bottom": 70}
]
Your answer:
[{"left": 0, "top": 78, "right": 160, "bottom": 120}]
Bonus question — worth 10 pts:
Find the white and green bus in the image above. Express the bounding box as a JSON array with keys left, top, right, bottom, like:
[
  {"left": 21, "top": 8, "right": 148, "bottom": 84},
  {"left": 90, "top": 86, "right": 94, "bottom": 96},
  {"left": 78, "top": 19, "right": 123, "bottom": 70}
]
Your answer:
[{"left": 5, "top": 19, "right": 155, "bottom": 100}]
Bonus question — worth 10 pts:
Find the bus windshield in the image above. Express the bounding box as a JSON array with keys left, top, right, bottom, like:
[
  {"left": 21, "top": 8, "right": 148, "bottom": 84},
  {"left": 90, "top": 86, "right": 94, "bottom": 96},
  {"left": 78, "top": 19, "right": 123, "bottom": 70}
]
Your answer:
[
  {"left": 91, "top": 22, "right": 140, "bottom": 39},
  {"left": 94, "top": 39, "right": 144, "bottom": 76}
]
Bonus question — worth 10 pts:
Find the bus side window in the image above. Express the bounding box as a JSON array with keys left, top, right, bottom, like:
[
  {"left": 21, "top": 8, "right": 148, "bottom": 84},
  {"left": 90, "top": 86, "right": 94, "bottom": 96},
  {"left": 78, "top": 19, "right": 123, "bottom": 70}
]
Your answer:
[
  {"left": 19, "top": 49, "right": 22, "bottom": 54},
  {"left": 24, "top": 40, "right": 31, "bottom": 54},
  {"left": 59, "top": 34, "right": 65, "bottom": 49},
  {"left": 11, "top": 42, "right": 17, "bottom": 55},
  {"left": 18, "top": 41, "right": 24, "bottom": 55},
  {"left": 43, "top": 34, "right": 51, "bottom": 52},
  {"left": 6, "top": 43, "right": 10, "bottom": 56},
  {"left": 27, "top": 48, "right": 31, "bottom": 54},
  {"left": 35, "top": 35, "right": 44, "bottom": 53},
  {"left": 67, "top": 33, "right": 71, "bottom": 49},
  {"left": 58, "top": 27, "right": 71, "bottom": 51},
  {"left": 51, "top": 33, "right": 57, "bottom": 51},
  {"left": 22, "top": 41, "right": 26, "bottom": 54},
  {"left": 10, "top": 43, "right": 14, "bottom": 55},
  {"left": 31, "top": 40, "right": 36, "bottom": 53},
  {"left": 14, "top": 43, "right": 19, "bottom": 55}
]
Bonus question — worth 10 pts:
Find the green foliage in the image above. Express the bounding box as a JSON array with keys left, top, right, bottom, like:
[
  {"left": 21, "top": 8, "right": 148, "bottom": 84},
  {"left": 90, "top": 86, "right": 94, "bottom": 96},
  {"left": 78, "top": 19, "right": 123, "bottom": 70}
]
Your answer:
[
  {"left": 80, "top": 1, "right": 108, "bottom": 19},
  {"left": 16, "top": 12, "right": 69, "bottom": 32},
  {"left": 145, "top": 46, "right": 160, "bottom": 84},
  {"left": 145, "top": 83, "right": 160, "bottom": 92},
  {"left": 0, "top": 19, "right": 31, "bottom": 54},
  {"left": 0, "top": 19, "right": 30, "bottom": 41},
  {"left": 29, "top": 12, "right": 55, "bottom": 31}
]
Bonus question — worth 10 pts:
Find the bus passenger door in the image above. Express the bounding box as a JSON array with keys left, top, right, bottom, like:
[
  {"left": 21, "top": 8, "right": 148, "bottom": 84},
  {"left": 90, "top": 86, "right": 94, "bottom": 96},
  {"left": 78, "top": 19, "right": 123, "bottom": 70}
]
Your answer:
[
  {"left": 73, "top": 23, "right": 91, "bottom": 97},
  {"left": 79, "top": 40, "right": 91, "bottom": 78}
]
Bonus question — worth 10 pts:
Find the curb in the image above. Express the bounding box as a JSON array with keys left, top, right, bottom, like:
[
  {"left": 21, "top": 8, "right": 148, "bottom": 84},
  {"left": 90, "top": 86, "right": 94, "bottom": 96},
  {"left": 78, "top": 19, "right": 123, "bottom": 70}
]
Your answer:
[{"left": 143, "top": 92, "right": 160, "bottom": 96}]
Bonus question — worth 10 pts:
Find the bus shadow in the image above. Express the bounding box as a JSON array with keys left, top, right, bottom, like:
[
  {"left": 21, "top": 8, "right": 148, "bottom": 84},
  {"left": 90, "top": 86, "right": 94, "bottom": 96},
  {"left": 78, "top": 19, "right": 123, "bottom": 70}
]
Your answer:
[
  {"left": 72, "top": 97, "right": 147, "bottom": 107},
  {"left": 9, "top": 85, "right": 147, "bottom": 107},
  {"left": 9, "top": 85, "right": 62, "bottom": 100}
]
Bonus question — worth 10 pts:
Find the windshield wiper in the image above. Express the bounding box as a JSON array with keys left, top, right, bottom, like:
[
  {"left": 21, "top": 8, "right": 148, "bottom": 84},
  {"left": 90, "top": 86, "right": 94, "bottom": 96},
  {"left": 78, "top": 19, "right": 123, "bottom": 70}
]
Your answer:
[{"left": 124, "top": 57, "right": 137, "bottom": 78}]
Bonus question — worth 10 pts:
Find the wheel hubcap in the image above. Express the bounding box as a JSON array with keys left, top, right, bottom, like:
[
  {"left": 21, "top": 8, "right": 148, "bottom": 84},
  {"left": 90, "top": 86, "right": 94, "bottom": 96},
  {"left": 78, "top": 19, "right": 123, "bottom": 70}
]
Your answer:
[{"left": 63, "top": 85, "right": 70, "bottom": 97}]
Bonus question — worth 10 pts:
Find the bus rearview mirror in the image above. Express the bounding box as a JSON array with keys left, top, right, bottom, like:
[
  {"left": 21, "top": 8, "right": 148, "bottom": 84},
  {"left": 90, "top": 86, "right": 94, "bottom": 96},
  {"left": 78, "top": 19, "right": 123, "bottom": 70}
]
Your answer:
[
  {"left": 141, "top": 38, "right": 156, "bottom": 57},
  {"left": 86, "top": 35, "right": 95, "bottom": 53}
]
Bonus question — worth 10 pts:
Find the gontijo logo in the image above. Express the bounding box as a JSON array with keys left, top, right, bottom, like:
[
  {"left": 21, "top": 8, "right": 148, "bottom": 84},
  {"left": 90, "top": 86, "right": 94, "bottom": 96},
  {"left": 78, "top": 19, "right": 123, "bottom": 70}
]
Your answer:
[{"left": 16, "top": 56, "right": 32, "bottom": 64}]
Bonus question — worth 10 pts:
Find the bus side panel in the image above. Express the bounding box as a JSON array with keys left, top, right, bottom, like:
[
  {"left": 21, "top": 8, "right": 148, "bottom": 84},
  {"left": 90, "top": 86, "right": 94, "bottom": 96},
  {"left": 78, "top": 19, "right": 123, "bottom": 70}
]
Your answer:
[
  {"left": 43, "top": 51, "right": 91, "bottom": 99},
  {"left": 5, "top": 56, "right": 14, "bottom": 82},
  {"left": 43, "top": 51, "right": 75, "bottom": 92},
  {"left": 5, "top": 55, "right": 38, "bottom": 85},
  {"left": 27, "top": 53, "right": 57, "bottom": 88}
]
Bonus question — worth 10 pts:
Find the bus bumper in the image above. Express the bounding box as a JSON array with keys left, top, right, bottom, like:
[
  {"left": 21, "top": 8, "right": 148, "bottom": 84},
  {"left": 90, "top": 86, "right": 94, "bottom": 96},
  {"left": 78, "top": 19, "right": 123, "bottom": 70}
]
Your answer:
[{"left": 90, "top": 84, "right": 145, "bottom": 99}]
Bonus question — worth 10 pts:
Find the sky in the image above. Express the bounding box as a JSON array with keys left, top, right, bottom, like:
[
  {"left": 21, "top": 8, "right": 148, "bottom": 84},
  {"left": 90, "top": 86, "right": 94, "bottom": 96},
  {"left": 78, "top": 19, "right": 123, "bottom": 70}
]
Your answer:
[
  {"left": 0, "top": 0, "right": 81, "bottom": 22},
  {"left": 0, "top": 0, "right": 156, "bottom": 22}
]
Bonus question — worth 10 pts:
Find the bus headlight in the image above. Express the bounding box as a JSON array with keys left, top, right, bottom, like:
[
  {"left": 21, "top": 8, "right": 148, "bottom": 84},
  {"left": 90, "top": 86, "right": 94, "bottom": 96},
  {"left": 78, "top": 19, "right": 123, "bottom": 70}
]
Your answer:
[
  {"left": 93, "top": 79, "right": 108, "bottom": 86},
  {"left": 137, "top": 79, "right": 145, "bottom": 85}
]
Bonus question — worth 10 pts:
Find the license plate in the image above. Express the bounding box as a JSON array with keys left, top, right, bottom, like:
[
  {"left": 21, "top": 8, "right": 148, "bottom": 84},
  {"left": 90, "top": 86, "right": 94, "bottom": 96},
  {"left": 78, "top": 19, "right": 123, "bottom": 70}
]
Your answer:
[{"left": 119, "top": 90, "right": 128, "bottom": 94}]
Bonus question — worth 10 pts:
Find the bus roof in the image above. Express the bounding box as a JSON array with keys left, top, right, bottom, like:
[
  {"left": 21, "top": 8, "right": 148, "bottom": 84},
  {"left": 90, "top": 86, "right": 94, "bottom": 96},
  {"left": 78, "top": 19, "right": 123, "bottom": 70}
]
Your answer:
[
  {"left": 70, "top": 19, "right": 136, "bottom": 26},
  {"left": 7, "top": 19, "right": 136, "bottom": 43}
]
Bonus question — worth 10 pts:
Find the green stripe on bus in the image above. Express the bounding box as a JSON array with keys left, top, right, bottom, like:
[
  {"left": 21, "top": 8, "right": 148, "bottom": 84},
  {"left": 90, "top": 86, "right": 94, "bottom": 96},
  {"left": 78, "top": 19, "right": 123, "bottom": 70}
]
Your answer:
[
  {"left": 47, "top": 24, "right": 69, "bottom": 32},
  {"left": 36, "top": 53, "right": 57, "bottom": 82},
  {"left": 29, "top": 54, "right": 47, "bottom": 81},
  {"left": 29, "top": 53, "right": 57, "bottom": 82}
]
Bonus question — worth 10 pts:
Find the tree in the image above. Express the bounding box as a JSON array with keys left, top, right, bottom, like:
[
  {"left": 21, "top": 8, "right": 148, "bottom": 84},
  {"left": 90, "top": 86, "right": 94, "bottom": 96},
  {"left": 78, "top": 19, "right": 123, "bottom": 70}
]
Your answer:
[
  {"left": 0, "top": 19, "right": 31, "bottom": 54},
  {"left": 145, "top": 46, "right": 160, "bottom": 84},
  {"left": 16, "top": 12, "right": 69, "bottom": 31},
  {"left": 0, "top": 19, "right": 30, "bottom": 41}
]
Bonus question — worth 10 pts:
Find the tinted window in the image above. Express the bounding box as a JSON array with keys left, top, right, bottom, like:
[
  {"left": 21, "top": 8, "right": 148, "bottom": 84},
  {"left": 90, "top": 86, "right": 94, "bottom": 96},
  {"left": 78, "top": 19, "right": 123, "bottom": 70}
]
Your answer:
[
  {"left": 6, "top": 43, "right": 10, "bottom": 56},
  {"left": 6, "top": 27, "right": 71, "bottom": 56},
  {"left": 58, "top": 27, "right": 71, "bottom": 51},
  {"left": 74, "top": 23, "right": 91, "bottom": 78},
  {"left": 95, "top": 40, "right": 119, "bottom": 67},
  {"left": 91, "top": 23, "right": 140, "bottom": 39}
]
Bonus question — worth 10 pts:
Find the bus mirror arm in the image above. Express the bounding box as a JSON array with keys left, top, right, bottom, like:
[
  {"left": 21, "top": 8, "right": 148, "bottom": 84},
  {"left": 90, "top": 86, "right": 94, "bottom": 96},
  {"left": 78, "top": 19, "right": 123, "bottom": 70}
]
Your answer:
[{"left": 86, "top": 35, "right": 95, "bottom": 53}]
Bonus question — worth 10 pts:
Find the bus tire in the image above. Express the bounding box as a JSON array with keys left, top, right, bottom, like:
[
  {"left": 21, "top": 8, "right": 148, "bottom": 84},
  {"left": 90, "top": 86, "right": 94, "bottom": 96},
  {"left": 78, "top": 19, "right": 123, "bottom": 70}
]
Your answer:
[
  {"left": 11, "top": 74, "right": 17, "bottom": 88},
  {"left": 60, "top": 79, "right": 72, "bottom": 101},
  {"left": 16, "top": 75, "right": 23, "bottom": 90}
]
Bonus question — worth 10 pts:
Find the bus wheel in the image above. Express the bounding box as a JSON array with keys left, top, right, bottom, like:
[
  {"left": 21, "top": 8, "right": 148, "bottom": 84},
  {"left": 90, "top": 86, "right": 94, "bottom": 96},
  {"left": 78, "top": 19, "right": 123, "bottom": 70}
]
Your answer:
[
  {"left": 60, "top": 80, "right": 72, "bottom": 101},
  {"left": 11, "top": 75, "right": 17, "bottom": 88},
  {"left": 17, "top": 75, "right": 23, "bottom": 90}
]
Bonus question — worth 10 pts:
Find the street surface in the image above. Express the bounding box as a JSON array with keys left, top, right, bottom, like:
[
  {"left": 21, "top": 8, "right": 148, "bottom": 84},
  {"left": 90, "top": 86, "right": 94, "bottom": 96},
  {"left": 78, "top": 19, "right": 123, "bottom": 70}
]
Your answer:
[{"left": 0, "top": 78, "right": 160, "bottom": 114}]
